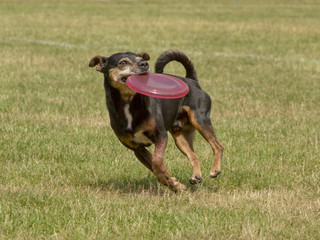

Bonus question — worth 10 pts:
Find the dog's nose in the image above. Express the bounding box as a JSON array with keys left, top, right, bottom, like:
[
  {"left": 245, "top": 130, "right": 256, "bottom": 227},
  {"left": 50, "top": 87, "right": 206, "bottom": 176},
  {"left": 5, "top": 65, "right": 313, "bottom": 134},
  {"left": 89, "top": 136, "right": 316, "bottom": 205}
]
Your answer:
[{"left": 138, "top": 60, "right": 149, "bottom": 69}]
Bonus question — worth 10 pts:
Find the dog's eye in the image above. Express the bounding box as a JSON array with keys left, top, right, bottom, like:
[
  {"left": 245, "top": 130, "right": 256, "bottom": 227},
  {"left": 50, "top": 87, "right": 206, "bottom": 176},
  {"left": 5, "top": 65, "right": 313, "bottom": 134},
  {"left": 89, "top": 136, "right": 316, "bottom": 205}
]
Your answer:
[{"left": 119, "top": 60, "right": 128, "bottom": 66}]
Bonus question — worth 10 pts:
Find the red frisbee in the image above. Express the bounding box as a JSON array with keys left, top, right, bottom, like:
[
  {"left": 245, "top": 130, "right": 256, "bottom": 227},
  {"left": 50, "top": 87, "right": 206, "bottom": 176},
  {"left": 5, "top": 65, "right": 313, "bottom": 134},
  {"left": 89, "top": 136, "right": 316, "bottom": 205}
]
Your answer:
[{"left": 126, "top": 73, "right": 189, "bottom": 99}]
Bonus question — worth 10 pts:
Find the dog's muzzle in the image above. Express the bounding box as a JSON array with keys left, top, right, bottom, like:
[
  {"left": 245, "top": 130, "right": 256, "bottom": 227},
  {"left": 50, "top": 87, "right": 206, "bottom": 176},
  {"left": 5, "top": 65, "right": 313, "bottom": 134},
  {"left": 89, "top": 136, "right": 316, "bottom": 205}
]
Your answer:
[{"left": 138, "top": 60, "right": 149, "bottom": 71}]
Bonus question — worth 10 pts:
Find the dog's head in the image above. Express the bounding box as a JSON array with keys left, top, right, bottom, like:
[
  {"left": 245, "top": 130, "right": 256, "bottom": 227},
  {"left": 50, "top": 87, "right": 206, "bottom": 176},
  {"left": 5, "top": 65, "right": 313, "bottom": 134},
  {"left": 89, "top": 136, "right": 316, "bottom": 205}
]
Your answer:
[{"left": 89, "top": 52, "right": 150, "bottom": 92}]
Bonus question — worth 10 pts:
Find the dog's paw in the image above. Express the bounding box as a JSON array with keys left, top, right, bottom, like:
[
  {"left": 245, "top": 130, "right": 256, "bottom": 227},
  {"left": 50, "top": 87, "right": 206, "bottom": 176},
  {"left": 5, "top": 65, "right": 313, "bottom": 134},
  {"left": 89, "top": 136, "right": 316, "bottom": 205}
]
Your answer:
[
  {"left": 209, "top": 170, "right": 221, "bottom": 178},
  {"left": 189, "top": 176, "right": 203, "bottom": 185},
  {"left": 169, "top": 177, "right": 187, "bottom": 192}
]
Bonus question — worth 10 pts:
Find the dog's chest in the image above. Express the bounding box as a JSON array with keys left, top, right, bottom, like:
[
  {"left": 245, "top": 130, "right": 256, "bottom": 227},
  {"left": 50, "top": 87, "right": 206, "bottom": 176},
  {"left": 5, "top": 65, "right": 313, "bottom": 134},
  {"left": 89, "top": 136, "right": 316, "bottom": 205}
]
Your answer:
[
  {"left": 131, "top": 129, "right": 153, "bottom": 145},
  {"left": 118, "top": 103, "right": 156, "bottom": 148}
]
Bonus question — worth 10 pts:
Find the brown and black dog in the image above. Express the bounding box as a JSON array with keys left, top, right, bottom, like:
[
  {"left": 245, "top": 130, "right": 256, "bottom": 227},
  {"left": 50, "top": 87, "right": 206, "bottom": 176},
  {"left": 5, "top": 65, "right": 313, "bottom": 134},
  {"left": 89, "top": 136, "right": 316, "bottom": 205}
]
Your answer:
[{"left": 89, "top": 50, "right": 223, "bottom": 191}]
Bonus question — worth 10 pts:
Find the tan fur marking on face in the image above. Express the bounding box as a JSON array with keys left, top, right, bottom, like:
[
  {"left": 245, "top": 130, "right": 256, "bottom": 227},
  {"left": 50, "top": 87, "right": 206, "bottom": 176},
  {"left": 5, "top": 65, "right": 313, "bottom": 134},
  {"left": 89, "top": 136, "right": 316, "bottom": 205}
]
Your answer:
[
  {"left": 108, "top": 68, "right": 120, "bottom": 82},
  {"left": 108, "top": 68, "right": 136, "bottom": 102},
  {"left": 135, "top": 57, "right": 142, "bottom": 62}
]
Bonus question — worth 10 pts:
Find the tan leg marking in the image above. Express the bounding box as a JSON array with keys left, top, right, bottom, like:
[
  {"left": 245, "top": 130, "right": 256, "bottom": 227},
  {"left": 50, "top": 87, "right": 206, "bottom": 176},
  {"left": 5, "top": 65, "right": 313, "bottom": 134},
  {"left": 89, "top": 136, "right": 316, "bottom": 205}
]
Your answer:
[
  {"left": 170, "top": 129, "right": 203, "bottom": 184},
  {"left": 182, "top": 106, "right": 224, "bottom": 178},
  {"left": 152, "top": 134, "right": 187, "bottom": 192}
]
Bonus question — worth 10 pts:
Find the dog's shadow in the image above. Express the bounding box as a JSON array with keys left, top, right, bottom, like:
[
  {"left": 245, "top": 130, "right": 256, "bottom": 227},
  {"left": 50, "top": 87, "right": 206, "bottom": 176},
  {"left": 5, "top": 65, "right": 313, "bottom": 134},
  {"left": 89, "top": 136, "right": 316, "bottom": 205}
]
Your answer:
[
  {"left": 87, "top": 177, "right": 213, "bottom": 195},
  {"left": 88, "top": 177, "right": 164, "bottom": 195}
]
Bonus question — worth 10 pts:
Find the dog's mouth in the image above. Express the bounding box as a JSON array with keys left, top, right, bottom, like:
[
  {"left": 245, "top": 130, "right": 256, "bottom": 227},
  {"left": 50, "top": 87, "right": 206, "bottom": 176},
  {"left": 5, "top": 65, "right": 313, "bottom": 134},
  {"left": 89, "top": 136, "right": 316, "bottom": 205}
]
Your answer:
[
  {"left": 121, "top": 75, "right": 129, "bottom": 83},
  {"left": 119, "top": 65, "right": 150, "bottom": 84},
  {"left": 120, "top": 72, "right": 149, "bottom": 84}
]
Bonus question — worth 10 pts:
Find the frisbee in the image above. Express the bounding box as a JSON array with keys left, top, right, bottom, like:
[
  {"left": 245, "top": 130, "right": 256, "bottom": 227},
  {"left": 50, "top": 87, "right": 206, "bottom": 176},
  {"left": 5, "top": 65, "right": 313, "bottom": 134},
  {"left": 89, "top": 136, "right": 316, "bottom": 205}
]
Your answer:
[{"left": 126, "top": 73, "right": 189, "bottom": 99}]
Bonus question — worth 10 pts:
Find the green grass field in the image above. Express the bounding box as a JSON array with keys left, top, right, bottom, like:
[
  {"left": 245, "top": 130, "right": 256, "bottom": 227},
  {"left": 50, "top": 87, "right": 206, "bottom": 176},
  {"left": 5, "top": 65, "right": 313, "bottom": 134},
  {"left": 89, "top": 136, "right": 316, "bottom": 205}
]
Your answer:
[{"left": 1, "top": 0, "right": 319, "bottom": 239}]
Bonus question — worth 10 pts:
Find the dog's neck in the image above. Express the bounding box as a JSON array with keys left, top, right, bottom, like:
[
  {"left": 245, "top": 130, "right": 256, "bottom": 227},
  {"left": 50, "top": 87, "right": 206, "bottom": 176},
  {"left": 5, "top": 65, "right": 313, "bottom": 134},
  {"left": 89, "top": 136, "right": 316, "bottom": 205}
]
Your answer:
[
  {"left": 104, "top": 79, "right": 146, "bottom": 118},
  {"left": 104, "top": 80, "right": 151, "bottom": 137},
  {"left": 103, "top": 78, "right": 135, "bottom": 102},
  {"left": 119, "top": 91, "right": 136, "bottom": 103}
]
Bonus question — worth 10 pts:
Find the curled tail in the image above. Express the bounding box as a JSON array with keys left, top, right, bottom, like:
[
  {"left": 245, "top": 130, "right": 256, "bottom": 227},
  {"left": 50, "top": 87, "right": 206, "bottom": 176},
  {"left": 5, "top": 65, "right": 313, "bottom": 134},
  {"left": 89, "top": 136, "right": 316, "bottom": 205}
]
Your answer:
[{"left": 155, "top": 50, "right": 198, "bottom": 81}]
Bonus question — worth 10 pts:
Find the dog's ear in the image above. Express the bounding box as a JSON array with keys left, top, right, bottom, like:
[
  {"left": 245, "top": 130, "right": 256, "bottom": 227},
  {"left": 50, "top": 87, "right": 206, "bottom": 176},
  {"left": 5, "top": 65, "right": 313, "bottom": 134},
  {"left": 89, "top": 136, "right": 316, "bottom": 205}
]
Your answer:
[
  {"left": 89, "top": 55, "right": 108, "bottom": 72},
  {"left": 138, "top": 52, "right": 150, "bottom": 61}
]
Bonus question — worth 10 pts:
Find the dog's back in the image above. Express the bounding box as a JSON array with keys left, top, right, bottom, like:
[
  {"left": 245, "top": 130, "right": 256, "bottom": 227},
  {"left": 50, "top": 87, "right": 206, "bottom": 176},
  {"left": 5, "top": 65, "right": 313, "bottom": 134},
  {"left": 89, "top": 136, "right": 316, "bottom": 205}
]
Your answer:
[{"left": 155, "top": 50, "right": 198, "bottom": 81}]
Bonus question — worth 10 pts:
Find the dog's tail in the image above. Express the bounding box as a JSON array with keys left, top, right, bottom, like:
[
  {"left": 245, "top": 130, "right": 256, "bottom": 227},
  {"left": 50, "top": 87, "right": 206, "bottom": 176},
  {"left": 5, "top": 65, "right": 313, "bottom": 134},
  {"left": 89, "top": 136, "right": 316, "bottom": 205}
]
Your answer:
[{"left": 155, "top": 50, "right": 198, "bottom": 81}]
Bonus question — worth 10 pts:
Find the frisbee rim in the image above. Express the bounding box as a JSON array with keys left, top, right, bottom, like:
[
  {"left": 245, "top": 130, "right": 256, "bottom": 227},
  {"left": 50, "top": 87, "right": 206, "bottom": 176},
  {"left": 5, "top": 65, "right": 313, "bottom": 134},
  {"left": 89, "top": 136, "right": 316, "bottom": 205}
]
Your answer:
[{"left": 126, "top": 73, "right": 189, "bottom": 99}]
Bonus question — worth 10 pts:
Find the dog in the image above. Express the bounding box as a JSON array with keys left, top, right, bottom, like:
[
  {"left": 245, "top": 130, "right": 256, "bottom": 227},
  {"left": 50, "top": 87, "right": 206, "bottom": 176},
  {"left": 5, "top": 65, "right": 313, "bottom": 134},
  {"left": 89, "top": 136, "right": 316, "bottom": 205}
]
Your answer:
[{"left": 89, "top": 50, "right": 223, "bottom": 191}]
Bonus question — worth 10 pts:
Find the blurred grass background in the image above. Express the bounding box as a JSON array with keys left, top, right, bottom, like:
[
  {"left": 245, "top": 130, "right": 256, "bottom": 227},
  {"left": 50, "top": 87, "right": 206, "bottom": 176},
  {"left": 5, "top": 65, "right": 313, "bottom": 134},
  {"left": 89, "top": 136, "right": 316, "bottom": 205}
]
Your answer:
[{"left": 0, "top": 0, "right": 319, "bottom": 239}]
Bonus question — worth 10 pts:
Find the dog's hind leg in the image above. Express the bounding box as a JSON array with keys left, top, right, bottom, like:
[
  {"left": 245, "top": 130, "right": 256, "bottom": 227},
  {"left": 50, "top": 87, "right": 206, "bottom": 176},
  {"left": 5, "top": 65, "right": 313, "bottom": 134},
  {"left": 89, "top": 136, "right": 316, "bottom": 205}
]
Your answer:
[
  {"left": 152, "top": 132, "right": 187, "bottom": 192},
  {"left": 205, "top": 126, "right": 224, "bottom": 178},
  {"left": 170, "top": 128, "right": 203, "bottom": 185},
  {"left": 184, "top": 107, "right": 224, "bottom": 178}
]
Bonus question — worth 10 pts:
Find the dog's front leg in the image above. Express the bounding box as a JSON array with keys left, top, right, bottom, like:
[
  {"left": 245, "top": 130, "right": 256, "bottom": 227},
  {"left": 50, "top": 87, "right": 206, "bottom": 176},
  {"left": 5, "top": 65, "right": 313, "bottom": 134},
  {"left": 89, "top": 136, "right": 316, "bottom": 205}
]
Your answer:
[
  {"left": 152, "top": 132, "right": 187, "bottom": 192},
  {"left": 134, "top": 147, "right": 153, "bottom": 171}
]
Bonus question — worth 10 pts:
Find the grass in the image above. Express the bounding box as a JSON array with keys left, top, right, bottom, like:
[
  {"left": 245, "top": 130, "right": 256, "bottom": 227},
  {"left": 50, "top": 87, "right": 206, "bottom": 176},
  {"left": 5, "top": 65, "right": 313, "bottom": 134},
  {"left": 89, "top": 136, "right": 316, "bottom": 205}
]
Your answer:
[{"left": 1, "top": 0, "right": 320, "bottom": 239}]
